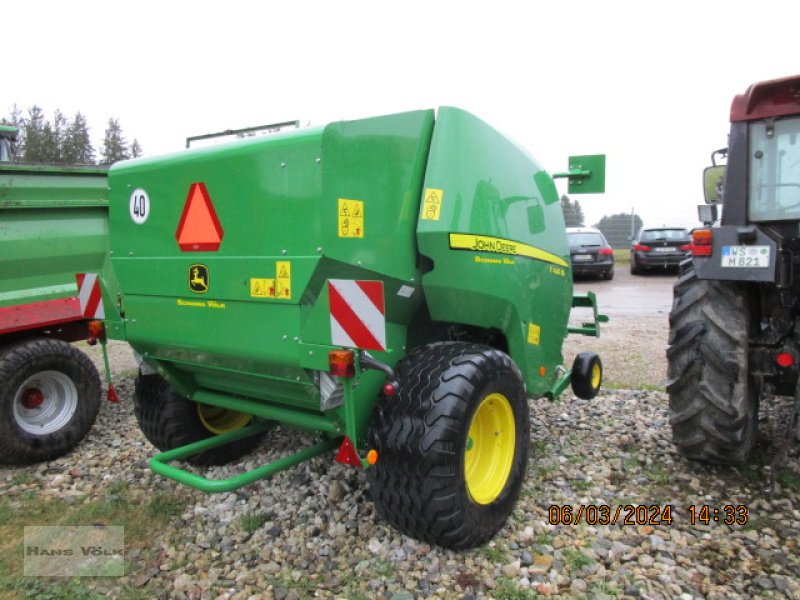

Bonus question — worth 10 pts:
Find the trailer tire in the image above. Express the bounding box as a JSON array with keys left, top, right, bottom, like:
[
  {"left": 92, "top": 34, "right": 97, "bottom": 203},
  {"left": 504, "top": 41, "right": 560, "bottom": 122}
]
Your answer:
[
  {"left": 133, "top": 372, "right": 263, "bottom": 466},
  {"left": 667, "top": 266, "right": 758, "bottom": 465},
  {"left": 367, "top": 342, "right": 529, "bottom": 549},
  {"left": 571, "top": 352, "right": 602, "bottom": 400},
  {"left": 0, "top": 339, "right": 101, "bottom": 464}
]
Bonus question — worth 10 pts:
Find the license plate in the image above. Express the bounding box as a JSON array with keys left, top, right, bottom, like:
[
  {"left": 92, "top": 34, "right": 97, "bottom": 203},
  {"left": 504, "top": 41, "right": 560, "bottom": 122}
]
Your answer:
[
  {"left": 721, "top": 245, "right": 770, "bottom": 268},
  {"left": 572, "top": 254, "right": 593, "bottom": 262}
]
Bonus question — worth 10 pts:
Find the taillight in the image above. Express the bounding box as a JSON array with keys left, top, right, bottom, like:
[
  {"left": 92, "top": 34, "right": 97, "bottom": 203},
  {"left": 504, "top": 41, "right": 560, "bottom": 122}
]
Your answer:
[
  {"left": 776, "top": 353, "right": 794, "bottom": 368},
  {"left": 329, "top": 350, "right": 355, "bottom": 377},
  {"left": 680, "top": 244, "right": 691, "bottom": 251},
  {"left": 634, "top": 244, "right": 652, "bottom": 252},
  {"left": 690, "top": 229, "right": 713, "bottom": 257},
  {"left": 598, "top": 248, "right": 614, "bottom": 256},
  {"left": 87, "top": 320, "right": 106, "bottom": 345}
]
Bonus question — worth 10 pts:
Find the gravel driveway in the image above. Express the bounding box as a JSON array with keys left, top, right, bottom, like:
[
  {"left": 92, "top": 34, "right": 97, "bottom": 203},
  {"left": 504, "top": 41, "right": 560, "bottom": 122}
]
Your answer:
[{"left": 1, "top": 273, "right": 799, "bottom": 599}]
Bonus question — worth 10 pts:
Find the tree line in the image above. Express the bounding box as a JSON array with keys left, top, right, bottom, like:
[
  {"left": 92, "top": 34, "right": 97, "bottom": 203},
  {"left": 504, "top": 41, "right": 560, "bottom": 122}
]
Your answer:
[
  {"left": 561, "top": 195, "right": 643, "bottom": 247},
  {"left": 1, "top": 105, "right": 142, "bottom": 165}
]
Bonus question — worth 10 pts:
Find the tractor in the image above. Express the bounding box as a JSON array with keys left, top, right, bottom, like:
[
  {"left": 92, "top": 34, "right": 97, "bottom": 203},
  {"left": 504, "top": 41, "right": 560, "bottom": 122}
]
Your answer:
[{"left": 668, "top": 75, "right": 800, "bottom": 470}]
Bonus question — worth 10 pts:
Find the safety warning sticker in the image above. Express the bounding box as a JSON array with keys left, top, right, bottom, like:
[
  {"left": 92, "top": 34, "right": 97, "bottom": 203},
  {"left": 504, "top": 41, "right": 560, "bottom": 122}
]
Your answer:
[
  {"left": 338, "top": 198, "right": 364, "bottom": 238},
  {"left": 276, "top": 261, "right": 291, "bottom": 300},
  {"left": 249, "top": 261, "right": 291, "bottom": 300},
  {"left": 250, "top": 278, "right": 275, "bottom": 298},
  {"left": 421, "top": 188, "right": 443, "bottom": 221},
  {"left": 527, "top": 323, "right": 541, "bottom": 345}
]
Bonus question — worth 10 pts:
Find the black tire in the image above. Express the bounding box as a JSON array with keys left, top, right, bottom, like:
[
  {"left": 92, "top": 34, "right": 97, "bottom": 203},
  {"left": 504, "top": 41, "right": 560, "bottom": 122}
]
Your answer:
[
  {"left": 0, "top": 338, "right": 101, "bottom": 464},
  {"left": 666, "top": 266, "right": 758, "bottom": 465},
  {"left": 571, "top": 352, "right": 602, "bottom": 400},
  {"left": 630, "top": 258, "right": 642, "bottom": 275},
  {"left": 133, "top": 371, "right": 264, "bottom": 466},
  {"left": 602, "top": 266, "right": 615, "bottom": 281},
  {"left": 367, "top": 342, "right": 529, "bottom": 549}
]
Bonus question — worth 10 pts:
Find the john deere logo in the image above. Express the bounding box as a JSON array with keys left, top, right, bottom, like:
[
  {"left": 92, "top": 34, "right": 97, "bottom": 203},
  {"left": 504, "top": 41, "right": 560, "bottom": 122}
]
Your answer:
[{"left": 189, "top": 264, "right": 209, "bottom": 294}]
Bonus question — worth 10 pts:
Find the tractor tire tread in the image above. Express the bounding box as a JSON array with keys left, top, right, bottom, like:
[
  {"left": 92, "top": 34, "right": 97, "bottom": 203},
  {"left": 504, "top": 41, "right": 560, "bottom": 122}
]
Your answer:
[
  {"left": 666, "top": 266, "right": 757, "bottom": 465},
  {"left": 0, "top": 338, "right": 101, "bottom": 464}
]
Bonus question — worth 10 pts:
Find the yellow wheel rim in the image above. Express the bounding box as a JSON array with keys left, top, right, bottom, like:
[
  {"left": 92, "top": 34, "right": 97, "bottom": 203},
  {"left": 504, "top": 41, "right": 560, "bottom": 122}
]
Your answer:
[
  {"left": 197, "top": 404, "right": 252, "bottom": 435},
  {"left": 590, "top": 362, "right": 602, "bottom": 390},
  {"left": 464, "top": 393, "right": 516, "bottom": 505}
]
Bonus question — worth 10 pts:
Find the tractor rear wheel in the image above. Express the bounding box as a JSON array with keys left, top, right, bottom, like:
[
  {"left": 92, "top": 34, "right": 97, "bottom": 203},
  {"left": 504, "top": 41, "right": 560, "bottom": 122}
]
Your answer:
[
  {"left": 133, "top": 371, "right": 263, "bottom": 466},
  {"left": 667, "top": 266, "right": 758, "bottom": 464},
  {"left": 0, "top": 339, "right": 101, "bottom": 464},
  {"left": 367, "top": 342, "right": 529, "bottom": 549}
]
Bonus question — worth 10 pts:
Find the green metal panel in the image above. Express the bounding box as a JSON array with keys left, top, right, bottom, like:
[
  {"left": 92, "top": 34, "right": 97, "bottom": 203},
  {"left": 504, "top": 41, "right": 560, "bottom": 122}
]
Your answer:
[
  {"left": 0, "top": 165, "right": 108, "bottom": 309},
  {"left": 417, "top": 107, "right": 572, "bottom": 395},
  {"left": 107, "top": 111, "right": 434, "bottom": 431}
]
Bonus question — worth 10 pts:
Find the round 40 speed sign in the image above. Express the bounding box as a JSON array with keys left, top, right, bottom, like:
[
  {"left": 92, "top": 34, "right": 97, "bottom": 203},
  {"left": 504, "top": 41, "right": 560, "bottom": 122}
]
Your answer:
[{"left": 129, "top": 188, "right": 150, "bottom": 224}]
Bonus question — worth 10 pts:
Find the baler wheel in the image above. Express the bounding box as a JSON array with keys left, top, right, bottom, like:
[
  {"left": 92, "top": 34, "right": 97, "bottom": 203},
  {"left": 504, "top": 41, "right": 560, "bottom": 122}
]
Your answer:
[
  {"left": 666, "top": 266, "right": 758, "bottom": 464},
  {"left": 571, "top": 352, "right": 603, "bottom": 400},
  {"left": 367, "top": 342, "right": 529, "bottom": 549},
  {"left": 0, "top": 339, "right": 101, "bottom": 464},
  {"left": 133, "top": 371, "right": 264, "bottom": 466}
]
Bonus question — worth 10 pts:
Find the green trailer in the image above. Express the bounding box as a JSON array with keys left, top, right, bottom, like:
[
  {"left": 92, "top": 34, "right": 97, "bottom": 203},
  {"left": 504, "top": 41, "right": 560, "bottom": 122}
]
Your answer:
[
  {"left": 101, "top": 107, "right": 605, "bottom": 548},
  {"left": 0, "top": 159, "right": 110, "bottom": 463}
]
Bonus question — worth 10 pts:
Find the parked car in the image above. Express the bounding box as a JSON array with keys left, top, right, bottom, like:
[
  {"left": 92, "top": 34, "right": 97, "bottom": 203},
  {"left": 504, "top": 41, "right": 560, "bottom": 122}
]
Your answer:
[
  {"left": 566, "top": 227, "right": 615, "bottom": 280},
  {"left": 630, "top": 226, "right": 691, "bottom": 274}
]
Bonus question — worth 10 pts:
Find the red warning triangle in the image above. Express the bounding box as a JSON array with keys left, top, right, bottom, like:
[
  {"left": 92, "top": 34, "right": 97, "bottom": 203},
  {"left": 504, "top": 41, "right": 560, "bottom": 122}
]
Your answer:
[{"left": 176, "top": 182, "right": 224, "bottom": 251}]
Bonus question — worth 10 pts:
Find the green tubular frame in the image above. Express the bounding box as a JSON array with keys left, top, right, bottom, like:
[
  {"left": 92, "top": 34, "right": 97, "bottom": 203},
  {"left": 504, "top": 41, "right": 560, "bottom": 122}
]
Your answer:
[
  {"left": 149, "top": 422, "right": 340, "bottom": 493},
  {"left": 567, "top": 292, "right": 609, "bottom": 337}
]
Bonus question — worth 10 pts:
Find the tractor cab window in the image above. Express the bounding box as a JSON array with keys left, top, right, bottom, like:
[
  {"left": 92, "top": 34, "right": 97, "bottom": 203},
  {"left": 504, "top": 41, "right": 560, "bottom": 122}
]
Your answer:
[{"left": 749, "top": 116, "right": 800, "bottom": 221}]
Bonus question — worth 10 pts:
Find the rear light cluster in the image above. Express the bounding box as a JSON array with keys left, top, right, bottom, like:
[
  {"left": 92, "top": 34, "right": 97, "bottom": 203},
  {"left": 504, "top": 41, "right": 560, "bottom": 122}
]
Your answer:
[
  {"left": 328, "top": 350, "right": 355, "bottom": 377},
  {"left": 690, "top": 229, "right": 713, "bottom": 257},
  {"left": 633, "top": 244, "right": 652, "bottom": 252},
  {"left": 598, "top": 248, "right": 614, "bottom": 256}
]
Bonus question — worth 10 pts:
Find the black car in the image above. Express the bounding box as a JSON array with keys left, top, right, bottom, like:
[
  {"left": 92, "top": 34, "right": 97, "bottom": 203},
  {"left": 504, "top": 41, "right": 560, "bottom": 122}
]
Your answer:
[
  {"left": 630, "top": 227, "right": 690, "bottom": 274},
  {"left": 567, "top": 227, "right": 615, "bottom": 280}
]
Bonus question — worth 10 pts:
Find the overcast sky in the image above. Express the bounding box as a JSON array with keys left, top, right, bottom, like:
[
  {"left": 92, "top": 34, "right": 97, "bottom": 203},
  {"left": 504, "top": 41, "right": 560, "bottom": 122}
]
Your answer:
[{"left": 6, "top": 1, "right": 799, "bottom": 230}]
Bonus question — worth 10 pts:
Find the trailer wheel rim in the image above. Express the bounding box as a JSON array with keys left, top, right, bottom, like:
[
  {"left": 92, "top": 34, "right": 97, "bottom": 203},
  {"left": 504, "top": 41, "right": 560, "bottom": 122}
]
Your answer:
[
  {"left": 591, "top": 363, "right": 602, "bottom": 390},
  {"left": 13, "top": 370, "right": 78, "bottom": 435},
  {"left": 464, "top": 392, "right": 515, "bottom": 505},
  {"left": 197, "top": 404, "right": 252, "bottom": 435}
]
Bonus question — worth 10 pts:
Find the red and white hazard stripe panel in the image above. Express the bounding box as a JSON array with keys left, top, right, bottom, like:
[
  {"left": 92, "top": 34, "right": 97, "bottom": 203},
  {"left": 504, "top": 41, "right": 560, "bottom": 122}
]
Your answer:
[
  {"left": 328, "top": 280, "right": 386, "bottom": 352},
  {"left": 76, "top": 273, "right": 105, "bottom": 319}
]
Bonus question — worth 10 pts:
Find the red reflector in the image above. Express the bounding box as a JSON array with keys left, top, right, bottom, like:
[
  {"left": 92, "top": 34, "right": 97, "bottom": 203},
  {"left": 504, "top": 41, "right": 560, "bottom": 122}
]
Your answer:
[
  {"left": 634, "top": 244, "right": 652, "bottom": 252},
  {"left": 335, "top": 436, "right": 362, "bottom": 468},
  {"left": 382, "top": 383, "right": 397, "bottom": 396},
  {"left": 329, "top": 350, "right": 355, "bottom": 377},
  {"left": 690, "top": 244, "right": 713, "bottom": 257},
  {"left": 176, "top": 182, "right": 224, "bottom": 252},
  {"left": 598, "top": 248, "right": 614, "bottom": 256},
  {"left": 107, "top": 382, "right": 120, "bottom": 403},
  {"left": 776, "top": 353, "right": 794, "bottom": 368}
]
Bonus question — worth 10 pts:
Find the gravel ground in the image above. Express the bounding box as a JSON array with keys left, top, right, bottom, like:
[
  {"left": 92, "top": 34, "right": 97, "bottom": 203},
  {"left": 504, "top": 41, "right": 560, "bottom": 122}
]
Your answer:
[{"left": 2, "top": 338, "right": 800, "bottom": 599}]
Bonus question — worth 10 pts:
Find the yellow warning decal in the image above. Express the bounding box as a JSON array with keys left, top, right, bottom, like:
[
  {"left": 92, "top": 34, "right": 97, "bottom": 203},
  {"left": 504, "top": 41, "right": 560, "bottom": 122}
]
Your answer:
[
  {"left": 276, "top": 261, "right": 291, "bottom": 300},
  {"left": 449, "top": 233, "right": 569, "bottom": 268},
  {"left": 250, "top": 278, "right": 275, "bottom": 298},
  {"left": 422, "top": 188, "right": 443, "bottom": 221},
  {"left": 338, "top": 198, "right": 364, "bottom": 238},
  {"left": 527, "top": 323, "right": 541, "bottom": 345}
]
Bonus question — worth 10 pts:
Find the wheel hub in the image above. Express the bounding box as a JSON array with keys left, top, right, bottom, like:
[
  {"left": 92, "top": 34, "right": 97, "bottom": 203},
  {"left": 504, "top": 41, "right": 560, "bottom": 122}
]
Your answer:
[
  {"left": 464, "top": 393, "right": 516, "bottom": 505},
  {"left": 21, "top": 388, "right": 44, "bottom": 409},
  {"left": 13, "top": 371, "right": 78, "bottom": 435}
]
